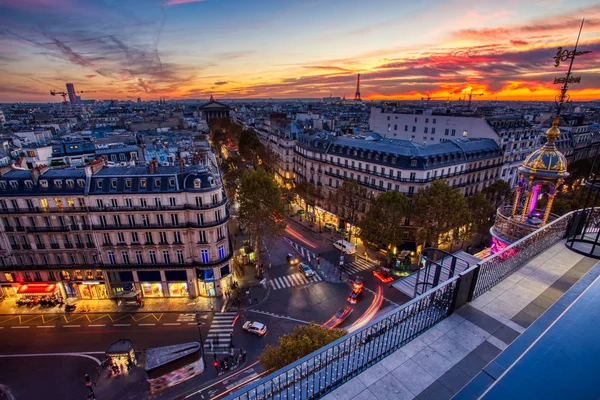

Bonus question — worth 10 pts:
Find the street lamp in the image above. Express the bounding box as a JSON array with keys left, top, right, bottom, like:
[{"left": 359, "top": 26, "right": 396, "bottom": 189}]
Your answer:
[{"left": 194, "top": 309, "right": 207, "bottom": 369}]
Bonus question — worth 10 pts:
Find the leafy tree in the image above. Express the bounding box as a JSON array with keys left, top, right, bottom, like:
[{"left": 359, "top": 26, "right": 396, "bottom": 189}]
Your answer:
[
  {"left": 294, "top": 181, "right": 325, "bottom": 229},
  {"left": 482, "top": 180, "right": 513, "bottom": 210},
  {"left": 238, "top": 169, "right": 285, "bottom": 263},
  {"left": 358, "top": 191, "right": 411, "bottom": 251},
  {"left": 259, "top": 323, "right": 346, "bottom": 371},
  {"left": 210, "top": 128, "right": 227, "bottom": 156},
  {"left": 257, "top": 144, "right": 281, "bottom": 174},
  {"left": 326, "top": 180, "right": 367, "bottom": 242},
  {"left": 238, "top": 128, "right": 263, "bottom": 165},
  {"left": 412, "top": 180, "right": 471, "bottom": 248},
  {"left": 466, "top": 192, "right": 494, "bottom": 245}
]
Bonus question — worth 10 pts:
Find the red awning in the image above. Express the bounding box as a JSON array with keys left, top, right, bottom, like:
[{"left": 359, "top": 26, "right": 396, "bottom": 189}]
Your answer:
[{"left": 17, "top": 283, "right": 58, "bottom": 295}]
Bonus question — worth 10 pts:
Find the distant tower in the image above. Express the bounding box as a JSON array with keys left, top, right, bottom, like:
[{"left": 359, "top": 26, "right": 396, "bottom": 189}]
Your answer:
[
  {"left": 66, "top": 83, "right": 77, "bottom": 105},
  {"left": 354, "top": 74, "right": 361, "bottom": 101}
]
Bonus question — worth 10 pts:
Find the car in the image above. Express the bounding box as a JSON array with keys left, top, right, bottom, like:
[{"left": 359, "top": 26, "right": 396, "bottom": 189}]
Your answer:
[
  {"left": 373, "top": 269, "right": 394, "bottom": 283},
  {"left": 324, "top": 222, "right": 336, "bottom": 232},
  {"left": 299, "top": 262, "right": 315, "bottom": 278},
  {"left": 350, "top": 276, "right": 364, "bottom": 290},
  {"left": 242, "top": 321, "right": 268, "bottom": 336},
  {"left": 286, "top": 254, "right": 299, "bottom": 265},
  {"left": 347, "top": 287, "right": 363, "bottom": 304},
  {"left": 323, "top": 306, "right": 353, "bottom": 329}
]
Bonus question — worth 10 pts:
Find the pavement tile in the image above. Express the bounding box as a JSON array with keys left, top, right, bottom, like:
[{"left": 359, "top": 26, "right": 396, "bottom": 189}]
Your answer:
[
  {"left": 417, "top": 326, "right": 445, "bottom": 345},
  {"left": 414, "top": 381, "right": 453, "bottom": 400},
  {"left": 462, "top": 306, "right": 504, "bottom": 335},
  {"left": 356, "top": 361, "right": 389, "bottom": 387},
  {"left": 429, "top": 334, "right": 471, "bottom": 364},
  {"left": 380, "top": 348, "right": 410, "bottom": 371},
  {"left": 445, "top": 321, "right": 489, "bottom": 352},
  {"left": 437, "top": 366, "right": 473, "bottom": 394},
  {"left": 411, "top": 347, "right": 454, "bottom": 380},
  {"left": 331, "top": 376, "right": 366, "bottom": 400},
  {"left": 492, "top": 324, "right": 520, "bottom": 345},
  {"left": 434, "top": 314, "right": 465, "bottom": 334},
  {"left": 471, "top": 340, "right": 502, "bottom": 363},
  {"left": 367, "top": 373, "right": 414, "bottom": 400},
  {"left": 455, "top": 351, "right": 489, "bottom": 378},
  {"left": 351, "top": 389, "right": 379, "bottom": 400},
  {"left": 399, "top": 336, "right": 428, "bottom": 358},
  {"left": 392, "top": 358, "right": 436, "bottom": 396}
]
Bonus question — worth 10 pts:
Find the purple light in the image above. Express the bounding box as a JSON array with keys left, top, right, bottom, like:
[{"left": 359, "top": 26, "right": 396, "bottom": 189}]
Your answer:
[{"left": 528, "top": 184, "right": 540, "bottom": 215}]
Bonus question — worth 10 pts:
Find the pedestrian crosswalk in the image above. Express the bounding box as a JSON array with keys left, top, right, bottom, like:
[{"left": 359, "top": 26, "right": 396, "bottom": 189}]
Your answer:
[
  {"left": 268, "top": 272, "right": 322, "bottom": 290},
  {"left": 204, "top": 312, "right": 237, "bottom": 352},
  {"left": 177, "top": 313, "right": 196, "bottom": 323},
  {"left": 343, "top": 258, "right": 376, "bottom": 275}
]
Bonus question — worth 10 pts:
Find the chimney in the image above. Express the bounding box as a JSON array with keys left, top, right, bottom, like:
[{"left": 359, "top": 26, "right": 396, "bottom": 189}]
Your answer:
[
  {"left": 179, "top": 157, "right": 185, "bottom": 172},
  {"left": 30, "top": 164, "right": 49, "bottom": 184},
  {"left": 148, "top": 158, "right": 158, "bottom": 174}
]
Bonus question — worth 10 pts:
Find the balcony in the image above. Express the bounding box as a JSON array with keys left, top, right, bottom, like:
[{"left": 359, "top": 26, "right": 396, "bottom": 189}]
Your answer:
[
  {"left": 63, "top": 243, "right": 74, "bottom": 249},
  {"left": 10, "top": 244, "right": 20, "bottom": 250},
  {"left": 86, "top": 242, "right": 95, "bottom": 248},
  {"left": 21, "top": 244, "right": 31, "bottom": 250},
  {"left": 93, "top": 214, "right": 230, "bottom": 231},
  {"left": 35, "top": 244, "right": 46, "bottom": 249},
  {"left": 75, "top": 243, "right": 85, "bottom": 249},
  {"left": 50, "top": 243, "right": 60, "bottom": 249},
  {"left": 229, "top": 210, "right": 592, "bottom": 400},
  {"left": 87, "top": 198, "right": 228, "bottom": 213},
  {"left": 26, "top": 225, "right": 70, "bottom": 233}
]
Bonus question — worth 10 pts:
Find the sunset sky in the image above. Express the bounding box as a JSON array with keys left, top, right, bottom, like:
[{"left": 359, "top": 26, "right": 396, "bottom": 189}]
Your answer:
[{"left": 0, "top": 0, "right": 599, "bottom": 102}]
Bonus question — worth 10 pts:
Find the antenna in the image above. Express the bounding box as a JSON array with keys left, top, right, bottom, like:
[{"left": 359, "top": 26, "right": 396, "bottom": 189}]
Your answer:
[
  {"left": 354, "top": 74, "right": 361, "bottom": 101},
  {"left": 553, "top": 18, "right": 591, "bottom": 117}
]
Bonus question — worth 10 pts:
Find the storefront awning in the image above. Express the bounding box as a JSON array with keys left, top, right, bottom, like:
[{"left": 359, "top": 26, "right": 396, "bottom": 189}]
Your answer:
[{"left": 17, "top": 283, "right": 59, "bottom": 295}]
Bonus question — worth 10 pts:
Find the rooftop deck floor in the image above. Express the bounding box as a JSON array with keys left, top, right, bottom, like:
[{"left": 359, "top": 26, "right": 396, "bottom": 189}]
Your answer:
[{"left": 322, "top": 242, "right": 598, "bottom": 400}]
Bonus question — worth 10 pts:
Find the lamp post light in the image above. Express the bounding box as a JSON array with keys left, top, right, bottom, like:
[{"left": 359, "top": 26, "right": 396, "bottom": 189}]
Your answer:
[{"left": 194, "top": 309, "right": 207, "bottom": 368}]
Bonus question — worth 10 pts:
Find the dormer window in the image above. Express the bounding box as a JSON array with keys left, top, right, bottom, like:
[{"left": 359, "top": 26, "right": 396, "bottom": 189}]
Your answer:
[
  {"left": 54, "top": 180, "right": 63, "bottom": 188},
  {"left": 24, "top": 181, "right": 33, "bottom": 189},
  {"left": 0, "top": 181, "right": 6, "bottom": 189},
  {"left": 208, "top": 177, "right": 215, "bottom": 186},
  {"left": 66, "top": 179, "right": 74, "bottom": 188},
  {"left": 9, "top": 181, "right": 17, "bottom": 189},
  {"left": 140, "top": 179, "right": 147, "bottom": 189},
  {"left": 125, "top": 179, "right": 132, "bottom": 189},
  {"left": 111, "top": 179, "right": 117, "bottom": 189},
  {"left": 77, "top": 179, "right": 85, "bottom": 188},
  {"left": 154, "top": 178, "right": 161, "bottom": 188},
  {"left": 194, "top": 179, "right": 201, "bottom": 188},
  {"left": 40, "top": 180, "right": 48, "bottom": 189},
  {"left": 411, "top": 159, "right": 417, "bottom": 167},
  {"left": 169, "top": 178, "right": 175, "bottom": 188},
  {"left": 96, "top": 181, "right": 103, "bottom": 189}
]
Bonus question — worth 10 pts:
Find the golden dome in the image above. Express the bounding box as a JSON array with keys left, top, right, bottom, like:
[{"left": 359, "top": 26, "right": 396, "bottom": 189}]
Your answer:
[{"left": 518, "top": 116, "right": 569, "bottom": 180}]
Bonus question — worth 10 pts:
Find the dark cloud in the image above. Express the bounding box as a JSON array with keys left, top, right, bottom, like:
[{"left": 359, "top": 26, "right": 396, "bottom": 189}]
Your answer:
[
  {"left": 302, "top": 65, "right": 351, "bottom": 72},
  {"left": 214, "top": 81, "right": 228, "bottom": 86}
]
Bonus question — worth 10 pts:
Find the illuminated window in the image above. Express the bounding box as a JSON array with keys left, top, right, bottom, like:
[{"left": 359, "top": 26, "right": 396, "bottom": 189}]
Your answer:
[
  {"left": 40, "top": 198, "right": 49, "bottom": 211},
  {"left": 54, "top": 198, "right": 63, "bottom": 209},
  {"left": 40, "top": 180, "right": 48, "bottom": 188},
  {"left": 67, "top": 198, "right": 75, "bottom": 208}
]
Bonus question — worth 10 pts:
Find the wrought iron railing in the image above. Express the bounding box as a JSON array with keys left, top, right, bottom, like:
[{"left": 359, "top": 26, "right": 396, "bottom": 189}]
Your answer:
[
  {"left": 227, "top": 276, "right": 460, "bottom": 400},
  {"left": 490, "top": 206, "right": 559, "bottom": 243},
  {"left": 470, "top": 208, "right": 600, "bottom": 299}
]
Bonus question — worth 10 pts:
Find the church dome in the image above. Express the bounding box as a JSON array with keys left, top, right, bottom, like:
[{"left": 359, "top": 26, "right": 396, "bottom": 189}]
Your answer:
[{"left": 518, "top": 117, "right": 569, "bottom": 181}]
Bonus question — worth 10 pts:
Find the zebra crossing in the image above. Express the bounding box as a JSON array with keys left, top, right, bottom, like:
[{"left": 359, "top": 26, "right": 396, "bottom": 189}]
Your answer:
[
  {"left": 268, "top": 272, "right": 322, "bottom": 290},
  {"left": 343, "top": 258, "right": 377, "bottom": 275},
  {"left": 204, "top": 312, "right": 237, "bottom": 352}
]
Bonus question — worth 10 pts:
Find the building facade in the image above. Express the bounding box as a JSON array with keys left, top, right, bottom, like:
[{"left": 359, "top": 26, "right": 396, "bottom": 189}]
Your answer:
[{"left": 0, "top": 161, "right": 234, "bottom": 301}]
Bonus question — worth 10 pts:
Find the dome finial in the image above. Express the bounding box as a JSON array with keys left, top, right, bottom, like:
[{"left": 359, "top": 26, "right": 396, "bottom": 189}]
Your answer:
[{"left": 545, "top": 117, "right": 560, "bottom": 143}]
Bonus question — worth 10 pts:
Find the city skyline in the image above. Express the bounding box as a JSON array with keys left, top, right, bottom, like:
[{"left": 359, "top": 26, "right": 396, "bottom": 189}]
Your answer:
[{"left": 0, "top": 0, "right": 599, "bottom": 102}]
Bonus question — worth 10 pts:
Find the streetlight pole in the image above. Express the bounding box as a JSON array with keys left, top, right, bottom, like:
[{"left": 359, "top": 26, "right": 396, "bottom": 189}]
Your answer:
[{"left": 194, "top": 309, "right": 206, "bottom": 369}]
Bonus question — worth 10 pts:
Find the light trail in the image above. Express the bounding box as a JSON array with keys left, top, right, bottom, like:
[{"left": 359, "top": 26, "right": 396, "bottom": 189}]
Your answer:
[
  {"left": 284, "top": 226, "right": 317, "bottom": 248},
  {"left": 348, "top": 287, "right": 383, "bottom": 332}
]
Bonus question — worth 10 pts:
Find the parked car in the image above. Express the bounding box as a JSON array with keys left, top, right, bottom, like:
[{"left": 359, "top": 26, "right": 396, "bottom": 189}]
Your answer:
[
  {"left": 286, "top": 253, "right": 299, "bottom": 265},
  {"left": 298, "top": 262, "right": 315, "bottom": 278},
  {"left": 242, "top": 321, "right": 268, "bottom": 336},
  {"left": 333, "top": 239, "right": 357, "bottom": 255},
  {"left": 347, "top": 287, "right": 363, "bottom": 304}
]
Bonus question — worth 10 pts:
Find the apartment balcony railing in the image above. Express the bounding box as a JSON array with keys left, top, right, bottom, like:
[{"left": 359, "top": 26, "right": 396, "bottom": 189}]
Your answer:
[
  {"left": 226, "top": 209, "right": 584, "bottom": 400},
  {"left": 0, "top": 198, "right": 228, "bottom": 215},
  {"left": 93, "top": 215, "right": 230, "bottom": 231},
  {"left": 26, "top": 225, "right": 70, "bottom": 233}
]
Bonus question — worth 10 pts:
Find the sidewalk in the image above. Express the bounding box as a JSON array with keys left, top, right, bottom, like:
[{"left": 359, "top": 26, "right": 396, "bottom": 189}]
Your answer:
[
  {"left": 224, "top": 260, "right": 270, "bottom": 311},
  {"left": 0, "top": 296, "right": 223, "bottom": 315}
]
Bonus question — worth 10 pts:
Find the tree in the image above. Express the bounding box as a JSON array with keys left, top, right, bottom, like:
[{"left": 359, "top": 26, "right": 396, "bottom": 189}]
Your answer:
[
  {"left": 238, "top": 128, "right": 263, "bottom": 166},
  {"left": 259, "top": 323, "right": 346, "bottom": 371},
  {"left": 210, "top": 128, "right": 227, "bottom": 157},
  {"left": 482, "top": 180, "right": 513, "bottom": 210},
  {"left": 326, "top": 180, "right": 367, "bottom": 242},
  {"left": 358, "top": 191, "right": 411, "bottom": 251},
  {"left": 412, "top": 180, "right": 471, "bottom": 248},
  {"left": 467, "top": 192, "right": 494, "bottom": 245},
  {"left": 238, "top": 169, "right": 285, "bottom": 263},
  {"left": 294, "top": 181, "right": 325, "bottom": 229}
]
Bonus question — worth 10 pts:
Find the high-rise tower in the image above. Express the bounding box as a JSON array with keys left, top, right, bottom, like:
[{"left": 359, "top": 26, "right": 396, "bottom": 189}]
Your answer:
[
  {"left": 66, "top": 83, "right": 77, "bottom": 105},
  {"left": 354, "top": 74, "right": 361, "bottom": 101}
]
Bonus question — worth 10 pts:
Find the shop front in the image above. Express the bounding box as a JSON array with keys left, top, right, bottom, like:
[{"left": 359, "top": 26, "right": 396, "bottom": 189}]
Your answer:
[
  {"left": 107, "top": 271, "right": 136, "bottom": 297},
  {"left": 1, "top": 272, "right": 19, "bottom": 298},
  {"left": 77, "top": 281, "right": 109, "bottom": 299},
  {"left": 196, "top": 264, "right": 233, "bottom": 297},
  {"left": 165, "top": 270, "right": 189, "bottom": 298},
  {"left": 138, "top": 271, "right": 164, "bottom": 298},
  {"left": 16, "top": 282, "right": 61, "bottom": 306}
]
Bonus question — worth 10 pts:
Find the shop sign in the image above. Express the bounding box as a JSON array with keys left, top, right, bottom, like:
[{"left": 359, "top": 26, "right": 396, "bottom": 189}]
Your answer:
[{"left": 82, "top": 281, "right": 100, "bottom": 285}]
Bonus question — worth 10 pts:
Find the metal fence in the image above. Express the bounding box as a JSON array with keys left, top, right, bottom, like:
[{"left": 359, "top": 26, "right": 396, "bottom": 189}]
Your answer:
[{"left": 227, "top": 276, "right": 460, "bottom": 400}]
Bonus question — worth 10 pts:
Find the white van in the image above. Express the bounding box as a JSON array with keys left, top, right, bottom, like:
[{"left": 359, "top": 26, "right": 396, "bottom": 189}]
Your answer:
[{"left": 333, "top": 240, "right": 356, "bottom": 255}]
